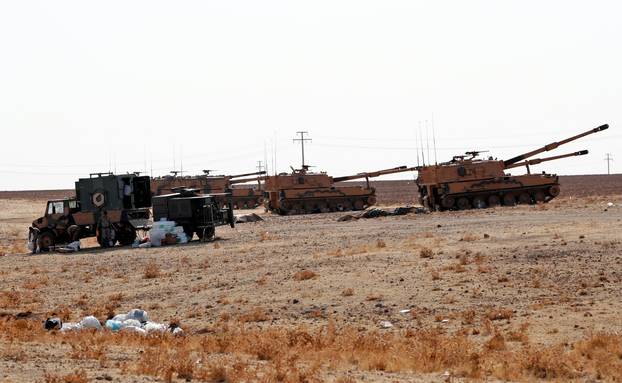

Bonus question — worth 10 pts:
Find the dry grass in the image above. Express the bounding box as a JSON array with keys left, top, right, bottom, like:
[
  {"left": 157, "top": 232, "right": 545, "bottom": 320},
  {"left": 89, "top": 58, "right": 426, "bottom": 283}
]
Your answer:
[
  {"left": 43, "top": 369, "right": 89, "bottom": 383},
  {"left": 419, "top": 247, "right": 434, "bottom": 258},
  {"left": 486, "top": 308, "right": 513, "bottom": 321},
  {"left": 2, "top": 317, "right": 622, "bottom": 382},
  {"left": 143, "top": 261, "right": 161, "bottom": 279},
  {"left": 240, "top": 307, "right": 269, "bottom": 323},
  {"left": 293, "top": 270, "right": 318, "bottom": 281}
]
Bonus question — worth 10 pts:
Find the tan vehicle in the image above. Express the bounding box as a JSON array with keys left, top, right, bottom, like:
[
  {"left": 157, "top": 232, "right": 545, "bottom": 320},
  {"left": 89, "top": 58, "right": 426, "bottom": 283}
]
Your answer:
[
  {"left": 264, "top": 166, "right": 416, "bottom": 215},
  {"left": 417, "top": 124, "right": 609, "bottom": 211},
  {"left": 151, "top": 171, "right": 265, "bottom": 209}
]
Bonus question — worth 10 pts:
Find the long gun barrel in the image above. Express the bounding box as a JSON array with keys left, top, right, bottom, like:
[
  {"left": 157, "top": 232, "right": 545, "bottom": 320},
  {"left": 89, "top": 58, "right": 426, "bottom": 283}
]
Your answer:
[
  {"left": 503, "top": 124, "right": 608, "bottom": 167},
  {"left": 333, "top": 166, "right": 414, "bottom": 183},
  {"left": 505, "top": 150, "right": 588, "bottom": 170},
  {"left": 230, "top": 176, "right": 265, "bottom": 185},
  {"left": 229, "top": 171, "right": 267, "bottom": 179}
]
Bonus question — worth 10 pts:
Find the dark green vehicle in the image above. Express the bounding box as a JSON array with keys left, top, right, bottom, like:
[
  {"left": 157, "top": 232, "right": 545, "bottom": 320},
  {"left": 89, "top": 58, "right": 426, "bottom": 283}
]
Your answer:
[{"left": 152, "top": 188, "right": 235, "bottom": 241}]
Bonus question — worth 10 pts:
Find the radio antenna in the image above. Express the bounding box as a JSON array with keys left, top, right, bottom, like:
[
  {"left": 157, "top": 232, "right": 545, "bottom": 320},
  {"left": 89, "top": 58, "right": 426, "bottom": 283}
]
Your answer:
[
  {"left": 415, "top": 122, "right": 421, "bottom": 167},
  {"left": 419, "top": 126, "right": 426, "bottom": 165},
  {"left": 432, "top": 114, "right": 438, "bottom": 164}
]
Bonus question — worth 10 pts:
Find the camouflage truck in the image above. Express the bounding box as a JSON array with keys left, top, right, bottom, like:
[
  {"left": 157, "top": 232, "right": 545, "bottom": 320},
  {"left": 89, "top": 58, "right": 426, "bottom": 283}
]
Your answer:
[{"left": 28, "top": 173, "right": 152, "bottom": 252}]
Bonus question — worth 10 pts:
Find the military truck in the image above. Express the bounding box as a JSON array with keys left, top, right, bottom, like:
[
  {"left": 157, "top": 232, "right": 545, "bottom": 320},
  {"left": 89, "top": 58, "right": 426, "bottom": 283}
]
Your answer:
[
  {"left": 152, "top": 188, "right": 235, "bottom": 241},
  {"left": 28, "top": 173, "right": 152, "bottom": 252}
]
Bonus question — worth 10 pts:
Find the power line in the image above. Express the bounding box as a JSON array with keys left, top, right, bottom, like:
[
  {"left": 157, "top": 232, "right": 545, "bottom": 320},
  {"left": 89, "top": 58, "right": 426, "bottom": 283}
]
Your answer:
[
  {"left": 293, "top": 131, "right": 312, "bottom": 168},
  {"left": 605, "top": 153, "right": 613, "bottom": 175}
]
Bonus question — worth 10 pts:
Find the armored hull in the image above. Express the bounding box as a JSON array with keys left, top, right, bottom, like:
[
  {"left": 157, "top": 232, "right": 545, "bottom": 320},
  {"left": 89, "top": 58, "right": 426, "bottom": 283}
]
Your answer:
[
  {"left": 417, "top": 124, "right": 608, "bottom": 211},
  {"left": 151, "top": 171, "right": 265, "bottom": 209},
  {"left": 264, "top": 166, "right": 413, "bottom": 215}
]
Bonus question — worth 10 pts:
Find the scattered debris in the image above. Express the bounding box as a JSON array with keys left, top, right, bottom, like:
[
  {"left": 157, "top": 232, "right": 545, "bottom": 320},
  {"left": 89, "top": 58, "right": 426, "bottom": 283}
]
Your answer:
[
  {"left": 45, "top": 309, "right": 183, "bottom": 336},
  {"left": 379, "top": 321, "right": 393, "bottom": 329},
  {"left": 399, "top": 309, "right": 411, "bottom": 314},
  {"left": 338, "top": 207, "right": 426, "bottom": 221},
  {"left": 57, "top": 241, "right": 81, "bottom": 253},
  {"left": 235, "top": 213, "right": 264, "bottom": 223}
]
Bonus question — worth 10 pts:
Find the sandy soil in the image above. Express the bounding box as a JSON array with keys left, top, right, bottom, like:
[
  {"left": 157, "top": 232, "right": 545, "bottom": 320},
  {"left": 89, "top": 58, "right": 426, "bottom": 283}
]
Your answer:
[{"left": 0, "top": 184, "right": 621, "bottom": 382}]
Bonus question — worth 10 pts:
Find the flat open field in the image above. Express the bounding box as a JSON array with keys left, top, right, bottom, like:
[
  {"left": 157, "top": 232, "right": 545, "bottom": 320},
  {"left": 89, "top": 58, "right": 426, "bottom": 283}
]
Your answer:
[{"left": 1, "top": 176, "right": 621, "bottom": 382}]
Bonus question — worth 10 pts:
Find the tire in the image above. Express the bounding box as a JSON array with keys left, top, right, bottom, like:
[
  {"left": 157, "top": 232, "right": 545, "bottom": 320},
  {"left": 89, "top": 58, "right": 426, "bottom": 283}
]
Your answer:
[
  {"left": 441, "top": 197, "right": 455, "bottom": 210},
  {"left": 37, "top": 231, "right": 56, "bottom": 252},
  {"left": 503, "top": 194, "right": 516, "bottom": 206},
  {"left": 197, "top": 227, "right": 215, "bottom": 241},
  {"left": 488, "top": 195, "right": 501, "bottom": 207},
  {"left": 353, "top": 199, "right": 365, "bottom": 211},
  {"left": 518, "top": 192, "right": 531, "bottom": 205},
  {"left": 183, "top": 225, "right": 194, "bottom": 242},
  {"left": 473, "top": 197, "right": 487, "bottom": 209},
  {"left": 456, "top": 197, "right": 470, "bottom": 210}
]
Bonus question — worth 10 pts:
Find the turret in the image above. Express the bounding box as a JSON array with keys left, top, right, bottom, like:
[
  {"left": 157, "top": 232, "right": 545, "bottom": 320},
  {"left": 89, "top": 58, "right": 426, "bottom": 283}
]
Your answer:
[{"left": 503, "top": 124, "right": 608, "bottom": 168}]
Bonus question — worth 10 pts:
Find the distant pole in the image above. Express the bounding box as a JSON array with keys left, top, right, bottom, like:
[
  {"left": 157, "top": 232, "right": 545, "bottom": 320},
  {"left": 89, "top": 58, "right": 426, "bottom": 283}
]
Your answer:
[
  {"left": 293, "top": 131, "right": 312, "bottom": 168},
  {"left": 605, "top": 153, "right": 613, "bottom": 175},
  {"left": 256, "top": 160, "right": 264, "bottom": 173}
]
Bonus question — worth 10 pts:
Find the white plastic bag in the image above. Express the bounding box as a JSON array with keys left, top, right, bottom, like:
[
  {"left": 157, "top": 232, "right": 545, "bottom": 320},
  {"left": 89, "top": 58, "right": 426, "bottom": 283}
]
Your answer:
[{"left": 80, "top": 316, "right": 102, "bottom": 330}]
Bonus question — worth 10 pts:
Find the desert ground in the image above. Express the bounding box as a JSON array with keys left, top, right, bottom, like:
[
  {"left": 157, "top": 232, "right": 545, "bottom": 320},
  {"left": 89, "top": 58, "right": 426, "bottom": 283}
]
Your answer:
[{"left": 1, "top": 175, "right": 621, "bottom": 382}]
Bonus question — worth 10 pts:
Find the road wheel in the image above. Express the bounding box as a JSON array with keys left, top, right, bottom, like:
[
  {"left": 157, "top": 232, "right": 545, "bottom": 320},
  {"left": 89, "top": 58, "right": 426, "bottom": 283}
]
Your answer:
[
  {"left": 366, "top": 195, "right": 377, "bottom": 206},
  {"left": 197, "top": 227, "right": 215, "bottom": 241},
  {"left": 518, "top": 192, "right": 531, "bottom": 205},
  {"left": 534, "top": 191, "right": 546, "bottom": 203},
  {"left": 456, "top": 197, "right": 470, "bottom": 210},
  {"left": 503, "top": 194, "right": 516, "bottom": 206},
  {"left": 473, "top": 197, "right": 487, "bottom": 209},
  {"left": 341, "top": 200, "right": 353, "bottom": 211},
  {"left": 548, "top": 185, "right": 561, "bottom": 197},
  {"left": 317, "top": 201, "right": 330, "bottom": 213},
  {"left": 353, "top": 199, "right": 365, "bottom": 210},
  {"left": 37, "top": 231, "right": 56, "bottom": 252},
  {"left": 441, "top": 196, "right": 455, "bottom": 210},
  {"left": 488, "top": 195, "right": 501, "bottom": 207}
]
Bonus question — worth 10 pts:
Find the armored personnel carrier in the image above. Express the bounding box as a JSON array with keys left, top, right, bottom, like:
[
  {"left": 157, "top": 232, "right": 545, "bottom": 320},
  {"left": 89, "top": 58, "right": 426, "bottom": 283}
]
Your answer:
[
  {"left": 29, "top": 173, "right": 152, "bottom": 251},
  {"left": 416, "top": 124, "right": 609, "bottom": 211},
  {"left": 152, "top": 188, "right": 234, "bottom": 241},
  {"left": 151, "top": 170, "right": 265, "bottom": 209},
  {"left": 264, "top": 166, "right": 416, "bottom": 215}
]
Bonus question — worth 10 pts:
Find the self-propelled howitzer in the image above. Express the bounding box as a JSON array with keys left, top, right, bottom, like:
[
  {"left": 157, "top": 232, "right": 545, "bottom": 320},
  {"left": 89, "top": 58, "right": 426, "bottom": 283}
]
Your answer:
[
  {"left": 264, "top": 165, "right": 416, "bottom": 215},
  {"left": 151, "top": 170, "right": 266, "bottom": 209},
  {"left": 416, "top": 124, "right": 608, "bottom": 211}
]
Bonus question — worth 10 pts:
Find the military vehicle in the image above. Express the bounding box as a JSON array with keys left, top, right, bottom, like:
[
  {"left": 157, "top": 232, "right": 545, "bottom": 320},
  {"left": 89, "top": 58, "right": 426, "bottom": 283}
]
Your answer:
[
  {"left": 152, "top": 188, "right": 234, "bottom": 241},
  {"left": 29, "top": 173, "right": 152, "bottom": 252},
  {"left": 263, "top": 165, "right": 416, "bottom": 215},
  {"left": 416, "top": 124, "right": 609, "bottom": 211},
  {"left": 151, "top": 170, "right": 265, "bottom": 209}
]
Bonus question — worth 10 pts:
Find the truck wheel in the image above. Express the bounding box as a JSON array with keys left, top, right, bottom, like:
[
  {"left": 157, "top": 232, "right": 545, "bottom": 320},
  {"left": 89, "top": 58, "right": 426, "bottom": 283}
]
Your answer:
[
  {"left": 183, "top": 226, "right": 194, "bottom": 241},
  {"left": 117, "top": 227, "right": 137, "bottom": 246},
  {"left": 37, "top": 231, "right": 56, "bottom": 252},
  {"left": 196, "top": 227, "right": 215, "bottom": 241}
]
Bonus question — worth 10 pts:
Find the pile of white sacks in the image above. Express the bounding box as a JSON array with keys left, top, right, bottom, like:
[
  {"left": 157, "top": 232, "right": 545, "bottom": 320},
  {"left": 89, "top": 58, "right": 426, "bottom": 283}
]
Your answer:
[
  {"left": 47, "top": 309, "right": 183, "bottom": 336},
  {"left": 148, "top": 220, "right": 189, "bottom": 247}
]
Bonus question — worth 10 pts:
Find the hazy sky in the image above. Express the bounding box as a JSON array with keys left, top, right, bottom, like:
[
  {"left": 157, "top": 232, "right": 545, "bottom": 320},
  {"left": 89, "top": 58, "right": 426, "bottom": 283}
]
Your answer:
[{"left": 1, "top": 0, "right": 620, "bottom": 190}]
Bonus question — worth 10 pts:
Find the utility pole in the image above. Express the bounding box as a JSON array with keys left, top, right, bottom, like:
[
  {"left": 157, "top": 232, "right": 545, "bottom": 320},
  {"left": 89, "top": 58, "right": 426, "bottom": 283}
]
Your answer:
[
  {"left": 293, "top": 131, "right": 312, "bottom": 168},
  {"left": 605, "top": 153, "right": 613, "bottom": 175},
  {"left": 256, "top": 160, "right": 264, "bottom": 173}
]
